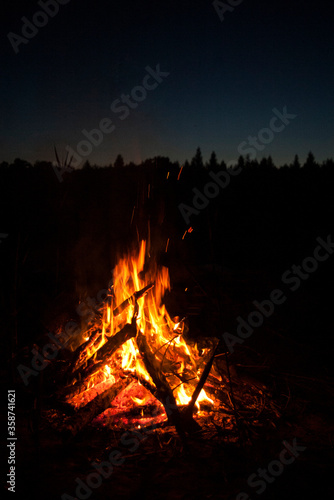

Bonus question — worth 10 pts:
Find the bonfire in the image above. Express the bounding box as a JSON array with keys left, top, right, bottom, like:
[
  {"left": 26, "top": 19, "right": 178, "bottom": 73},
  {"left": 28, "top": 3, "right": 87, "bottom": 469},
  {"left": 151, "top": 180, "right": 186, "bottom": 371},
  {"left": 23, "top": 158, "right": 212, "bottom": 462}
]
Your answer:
[{"left": 48, "top": 240, "right": 279, "bottom": 442}]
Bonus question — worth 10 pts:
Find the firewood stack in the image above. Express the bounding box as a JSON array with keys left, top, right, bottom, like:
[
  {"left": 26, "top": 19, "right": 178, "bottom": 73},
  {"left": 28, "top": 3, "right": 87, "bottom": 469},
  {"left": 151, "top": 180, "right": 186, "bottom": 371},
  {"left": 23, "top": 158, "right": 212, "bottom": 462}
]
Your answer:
[{"left": 48, "top": 242, "right": 280, "bottom": 442}]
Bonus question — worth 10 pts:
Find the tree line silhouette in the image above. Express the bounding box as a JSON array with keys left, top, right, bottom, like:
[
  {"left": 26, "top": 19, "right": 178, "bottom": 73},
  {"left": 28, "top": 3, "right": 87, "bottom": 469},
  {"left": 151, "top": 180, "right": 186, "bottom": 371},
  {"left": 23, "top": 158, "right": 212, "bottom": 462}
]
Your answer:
[
  {"left": 1, "top": 147, "right": 334, "bottom": 355},
  {"left": 1, "top": 147, "right": 332, "bottom": 171}
]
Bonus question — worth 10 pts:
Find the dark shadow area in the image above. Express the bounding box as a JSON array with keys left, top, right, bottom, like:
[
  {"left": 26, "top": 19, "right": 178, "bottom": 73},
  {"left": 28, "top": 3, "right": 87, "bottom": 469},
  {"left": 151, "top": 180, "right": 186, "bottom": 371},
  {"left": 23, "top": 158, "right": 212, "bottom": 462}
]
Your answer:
[{"left": 1, "top": 153, "right": 334, "bottom": 499}]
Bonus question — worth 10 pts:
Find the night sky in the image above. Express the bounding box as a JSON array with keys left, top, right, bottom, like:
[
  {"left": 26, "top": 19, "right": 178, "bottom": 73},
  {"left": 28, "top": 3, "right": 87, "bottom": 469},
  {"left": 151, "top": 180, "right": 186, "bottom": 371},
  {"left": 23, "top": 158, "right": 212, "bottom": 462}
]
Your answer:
[{"left": 1, "top": 0, "right": 333, "bottom": 166}]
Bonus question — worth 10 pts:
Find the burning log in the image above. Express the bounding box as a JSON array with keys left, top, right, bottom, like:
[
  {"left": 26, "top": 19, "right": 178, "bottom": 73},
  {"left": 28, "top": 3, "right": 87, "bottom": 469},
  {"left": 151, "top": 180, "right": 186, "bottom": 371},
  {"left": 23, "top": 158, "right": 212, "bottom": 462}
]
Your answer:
[
  {"left": 63, "top": 376, "right": 133, "bottom": 437},
  {"left": 134, "top": 372, "right": 160, "bottom": 401},
  {"left": 60, "top": 370, "right": 109, "bottom": 400},
  {"left": 69, "top": 330, "right": 102, "bottom": 375},
  {"left": 106, "top": 403, "right": 164, "bottom": 423},
  {"left": 203, "top": 384, "right": 233, "bottom": 407},
  {"left": 67, "top": 283, "right": 152, "bottom": 376},
  {"left": 112, "top": 283, "right": 154, "bottom": 317},
  {"left": 183, "top": 343, "right": 219, "bottom": 420},
  {"left": 135, "top": 330, "right": 191, "bottom": 442},
  {"left": 88, "top": 319, "right": 137, "bottom": 366},
  {"left": 61, "top": 309, "right": 139, "bottom": 399}
]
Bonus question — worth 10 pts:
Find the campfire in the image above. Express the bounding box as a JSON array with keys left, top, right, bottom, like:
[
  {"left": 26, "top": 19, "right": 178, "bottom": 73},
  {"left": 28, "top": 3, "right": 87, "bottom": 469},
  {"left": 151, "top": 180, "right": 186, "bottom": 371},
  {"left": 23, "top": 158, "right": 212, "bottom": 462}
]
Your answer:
[{"left": 50, "top": 240, "right": 279, "bottom": 441}]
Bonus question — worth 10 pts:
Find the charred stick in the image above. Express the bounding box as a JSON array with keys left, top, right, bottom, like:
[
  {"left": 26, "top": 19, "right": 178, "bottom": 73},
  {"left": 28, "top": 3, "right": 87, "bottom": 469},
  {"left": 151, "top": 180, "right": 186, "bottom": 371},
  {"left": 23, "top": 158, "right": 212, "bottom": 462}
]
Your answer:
[
  {"left": 67, "top": 284, "right": 151, "bottom": 375},
  {"left": 62, "top": 314, "right": 138, "bottom": 398},
  {"left": 96, "top": 323, "right": 136, "bottom": 361},
  {"left": 133, "top": 372, "right": 159, "bottom": 401},
  {"left": 63, "top": 376, "right": 133, "bottom": 437},
  {"left": 63, "top": 306, "right": 138, "bottom": 396},
  {"left": 68, "top": 330, "right": 102, "bottom": 375},
  {"left": 135, "top": 331, "right": 189, "bottom": 444},
  {"left": 108, "top": 403, "right": 164, "bottom": 422},
  {"left": 80, "top": 309, "right": 138, "bottom": 379},
  {"left": 183, "top": 344, "right": 218, "bottom": 420},
  {"left": 70, "top": 324, "right": 136, "bottom": 392},
  {"left": 203, "top": 385, "right": 234, "bottom": 407},
  {"left": 113, "top": 283, "right": 154, "bottom": 317},
  {"left": 60, "top": 369, "right": 111, "bottom": 400}
]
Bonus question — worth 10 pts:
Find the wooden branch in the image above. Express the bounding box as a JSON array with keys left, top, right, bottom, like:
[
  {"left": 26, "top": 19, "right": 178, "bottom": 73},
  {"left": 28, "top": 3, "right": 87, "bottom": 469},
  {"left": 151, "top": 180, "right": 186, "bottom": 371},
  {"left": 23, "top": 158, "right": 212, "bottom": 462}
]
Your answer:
[
  {"left": 61, "top": 315, "right": 138, "bottom": 399},
  {"left": 63, "top": 376, "right": 133, "bottom": 437},
  {"left": 67, "top": 284, "right": 152, "bottom": 376},
  {"left": 135, "top": 331, "right": 190, "bottom": 443},
  {"left": 107, "top": 403, "right": 163, "bottom": 422},
  {"left": 68, "top": 329, "right": 102, "bottom": 375},
  {"left": 183, "top": 344, "right": 218, "bottom": 419},
  {"left": 203, "top": 385, "right": 233, "bottom": 406},
  {"left": 112, "top": 283, "right": 154, "bottom": 317},
  {"left": 59, "top": 368, "right": 111, "bottom": 400}
]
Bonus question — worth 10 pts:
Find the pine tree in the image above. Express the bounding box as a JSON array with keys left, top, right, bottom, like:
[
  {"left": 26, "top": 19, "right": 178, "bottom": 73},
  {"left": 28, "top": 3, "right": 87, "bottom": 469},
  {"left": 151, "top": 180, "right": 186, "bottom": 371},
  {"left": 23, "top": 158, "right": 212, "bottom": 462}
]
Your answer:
[
  {"left": 114, "top": 154, "right": 125, "bottom": 168},
  {"left": 237, "top": 155, "right": 245, "bottom": 170},
  {"left": 304, "top": 151, "right": 317, "bottom": 169},
  {"left": 190, "top": 147, "right": 204, "bottom": 168},
  {"left": 267, "top": 155, "right": 275, "bottom": 168},
  {"left": 82, "top": 160, "right": 92, "bottom": 169},
  {"left": 291, "top": 154, "right": 300, "bottom": 169},
  {"left": 207, "top": 151, "right": 219, "bottom": 170}
]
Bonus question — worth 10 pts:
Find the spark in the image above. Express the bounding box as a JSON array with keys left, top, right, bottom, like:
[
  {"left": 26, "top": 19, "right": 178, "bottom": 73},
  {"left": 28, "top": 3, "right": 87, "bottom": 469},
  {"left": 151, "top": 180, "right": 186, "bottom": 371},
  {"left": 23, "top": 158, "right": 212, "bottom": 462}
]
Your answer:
[{"left": 177, "top": 165, "right": 183, "bottom": 180}]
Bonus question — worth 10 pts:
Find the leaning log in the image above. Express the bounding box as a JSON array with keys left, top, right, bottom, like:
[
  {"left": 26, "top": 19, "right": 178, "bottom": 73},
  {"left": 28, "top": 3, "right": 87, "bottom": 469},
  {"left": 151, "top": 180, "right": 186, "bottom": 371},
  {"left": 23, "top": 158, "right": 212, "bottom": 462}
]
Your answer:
[
  {"left": 68, "top": 329, "right": 102, "bottom": 375},
  {"left": 67, "top": 284, "right": 152, "bottom": 376},
  {"left": 183, "top": 343, "right": 218, "bottom": 420},
  {"left": 135, "top": 331, "right": 191, "bottom": 443},
  {"left": 63, "top": 376, "right": 133, "bottom": 437},
  {"left": 112, "top": 283, "right": 154, "bottom": 317},
  {"left": 61, "top": 316, "right": 138, "bottom": 399}
]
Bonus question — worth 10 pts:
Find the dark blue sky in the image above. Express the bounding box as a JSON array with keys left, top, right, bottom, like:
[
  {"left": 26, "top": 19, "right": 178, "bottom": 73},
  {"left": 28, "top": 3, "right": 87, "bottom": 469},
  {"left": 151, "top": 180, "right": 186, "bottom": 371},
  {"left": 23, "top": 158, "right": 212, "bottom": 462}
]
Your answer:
[{"left": 1, "top": 0, "right": 333, "bottom": 166}]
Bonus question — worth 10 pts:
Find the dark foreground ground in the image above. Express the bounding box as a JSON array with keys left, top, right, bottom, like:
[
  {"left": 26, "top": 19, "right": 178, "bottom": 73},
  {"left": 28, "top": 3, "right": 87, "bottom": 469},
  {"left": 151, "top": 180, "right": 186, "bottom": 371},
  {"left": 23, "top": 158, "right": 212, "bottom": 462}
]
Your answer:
[
  {"left": 2, "top": 264, "right": 334, "bottom": 500},
  {"left": 1, "top": 164, "right": 334, "bottom": 498},
  {"left": 5, "top": 393, "right": 334, "bottom": 500}
]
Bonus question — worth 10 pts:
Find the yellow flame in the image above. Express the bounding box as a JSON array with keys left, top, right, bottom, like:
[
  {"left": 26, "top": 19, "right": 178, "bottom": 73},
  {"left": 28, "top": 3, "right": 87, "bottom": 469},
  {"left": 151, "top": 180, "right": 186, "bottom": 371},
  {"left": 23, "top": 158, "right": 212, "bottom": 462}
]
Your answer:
[{"left": 175, "top": 384, "right": 191, "bottom": 406}]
